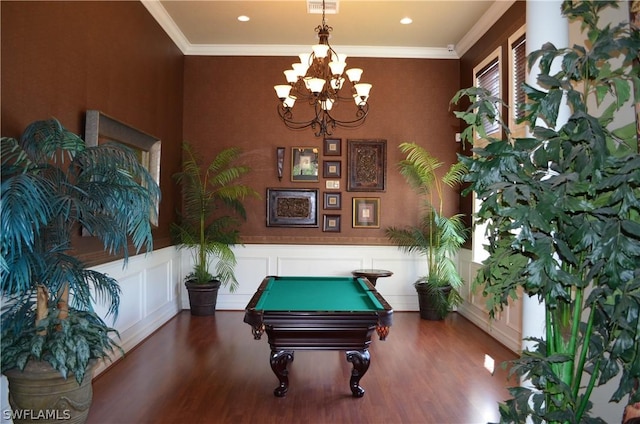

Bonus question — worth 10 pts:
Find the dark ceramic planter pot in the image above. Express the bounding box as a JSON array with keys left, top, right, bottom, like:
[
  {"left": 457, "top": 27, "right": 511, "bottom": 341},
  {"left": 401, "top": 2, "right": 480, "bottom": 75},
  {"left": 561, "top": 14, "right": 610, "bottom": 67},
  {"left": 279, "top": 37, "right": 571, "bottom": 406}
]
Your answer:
[
  {"left": 185, "top": 279, "right": 221, "bottom": 316},
  {"left": 415, "top": 282, "right": 452, "bottom": 321},
  {"left": 3, "top": 360, "right": 95, "bottom": 424}
]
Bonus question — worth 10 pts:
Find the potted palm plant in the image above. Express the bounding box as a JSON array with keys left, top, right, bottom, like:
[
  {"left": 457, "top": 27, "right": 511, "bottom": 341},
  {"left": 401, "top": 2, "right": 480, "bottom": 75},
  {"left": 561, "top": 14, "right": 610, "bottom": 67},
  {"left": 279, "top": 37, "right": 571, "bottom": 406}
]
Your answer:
[
  {"left": 1, "top": 118, "right": 160, "bottom": 423},
  {"left": 386, "top": 142, "right": 468, "bottom": 320},
  {"left": 451, "top": 1, "right": 640, "bottom": 421},
  {"left": 171, "top": 143, "right": 259, "bottom": 316}
]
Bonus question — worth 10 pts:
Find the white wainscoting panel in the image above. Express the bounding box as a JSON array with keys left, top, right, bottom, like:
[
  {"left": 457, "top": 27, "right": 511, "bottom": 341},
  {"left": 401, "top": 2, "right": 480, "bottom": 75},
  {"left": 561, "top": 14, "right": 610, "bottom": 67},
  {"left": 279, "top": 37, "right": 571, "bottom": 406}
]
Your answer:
[
  {"left": 145, "top": 261, "right": 174, "bottom": 315},
  {"left": 87, "top": 246, "right": 182, "bottom": 375},
  {"left": 179, "top": 244, "right": 426, "bottom": 312},
  {"left": 112, "top": 272, "right": 144, "bottom": 334}
]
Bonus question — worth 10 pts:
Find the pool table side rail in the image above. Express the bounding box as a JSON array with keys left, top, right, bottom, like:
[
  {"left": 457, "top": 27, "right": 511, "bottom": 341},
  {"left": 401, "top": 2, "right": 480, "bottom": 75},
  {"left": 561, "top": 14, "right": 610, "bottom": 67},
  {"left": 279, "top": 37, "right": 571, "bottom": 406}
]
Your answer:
[
  {"left": 243, "top": 275, "right": 272, "bottom": 334},
  {"left": 255, "top": 312, "right": 384, "bottom": 350}
]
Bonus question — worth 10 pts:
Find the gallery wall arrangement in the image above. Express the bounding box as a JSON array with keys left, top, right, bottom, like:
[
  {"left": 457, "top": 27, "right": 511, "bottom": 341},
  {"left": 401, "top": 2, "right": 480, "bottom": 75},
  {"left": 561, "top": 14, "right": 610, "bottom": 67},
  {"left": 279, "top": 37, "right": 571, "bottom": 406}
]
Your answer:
[{"left": 268, "top": 138, "right": 387, "bottom": 233}]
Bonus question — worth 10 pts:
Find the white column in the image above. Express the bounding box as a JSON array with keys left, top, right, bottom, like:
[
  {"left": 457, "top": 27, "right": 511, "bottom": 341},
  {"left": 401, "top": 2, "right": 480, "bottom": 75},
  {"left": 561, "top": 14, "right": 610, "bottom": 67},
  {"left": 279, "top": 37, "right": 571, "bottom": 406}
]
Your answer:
[{"left": 521, "top": 1, "right": 569, "bottom": 354}]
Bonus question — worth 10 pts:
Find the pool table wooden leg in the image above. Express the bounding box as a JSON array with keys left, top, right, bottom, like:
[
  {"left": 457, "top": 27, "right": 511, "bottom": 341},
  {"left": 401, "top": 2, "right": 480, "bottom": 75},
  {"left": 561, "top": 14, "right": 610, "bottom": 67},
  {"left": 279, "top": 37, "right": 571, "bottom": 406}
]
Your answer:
[
  {"left": 346, "top": 349, "right": 370, "bottom": 397},
  {"left": 270, "top": 350, "right": 294, "bottom": 397}
]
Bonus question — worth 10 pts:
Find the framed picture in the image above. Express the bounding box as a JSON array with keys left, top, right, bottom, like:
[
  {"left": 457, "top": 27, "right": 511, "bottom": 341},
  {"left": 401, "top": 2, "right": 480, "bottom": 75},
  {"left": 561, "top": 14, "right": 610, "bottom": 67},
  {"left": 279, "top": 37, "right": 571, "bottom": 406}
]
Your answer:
[
  {"left": 347, "top": 139, "right": 387, "bottom": 192},
  {"left": 323, "top": 192, "right": 341, "bottom": 210},
  {"left": 266, "top": 188, "right": 318, "bottom": 227},
  {"left": 85, "top": 110, "right": 161, "bottom": 227},
  {"left": 323, "top": 138, "right": 341, "bottom": 156},
  {"left": 352, "top": 197, "right": 380, "bottom": 228},
  {"left": 323, "top": 214, "right": 341, "bottom": 232},
  {"left": 291, "top": 147, "right": 319, "bottom": 182},
  {"left": 276, "top": 147, "right": 285, "bottom": 181},
  {"left": 323, "top": 160, "right": 341, "bottom": 178}
]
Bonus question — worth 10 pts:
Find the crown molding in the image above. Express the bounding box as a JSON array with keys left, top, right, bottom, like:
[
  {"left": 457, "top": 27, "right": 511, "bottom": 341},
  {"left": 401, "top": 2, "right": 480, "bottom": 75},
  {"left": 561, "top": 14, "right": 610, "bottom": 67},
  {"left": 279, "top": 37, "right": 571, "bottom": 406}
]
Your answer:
[
  {"left": 141, "top": 0, "right": 514, "bottom": 59},
  {"left": 141, "top": 0, "right": 191, "bottom": 53},
  {"left": 184, "top": 43, "right": 458, "bottom": 59},
  {"left": 456, "top": 0, "right": 517, "bottom": 56}
]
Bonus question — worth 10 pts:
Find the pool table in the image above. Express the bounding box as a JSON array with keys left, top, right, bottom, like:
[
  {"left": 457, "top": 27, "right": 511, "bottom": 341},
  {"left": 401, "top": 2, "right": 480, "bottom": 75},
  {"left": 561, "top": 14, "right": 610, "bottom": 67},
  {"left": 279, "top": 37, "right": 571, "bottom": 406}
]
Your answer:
[{"left": 244, "top": 275, "right": 393, "bottom": 398}]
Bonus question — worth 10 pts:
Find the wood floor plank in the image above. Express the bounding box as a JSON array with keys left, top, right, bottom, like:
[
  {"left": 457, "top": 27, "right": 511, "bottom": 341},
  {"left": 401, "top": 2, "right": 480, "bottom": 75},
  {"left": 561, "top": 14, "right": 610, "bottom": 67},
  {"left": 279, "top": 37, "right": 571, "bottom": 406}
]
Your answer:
[{"left": 88, "top": 311, "right": 517, "bottom": 424}]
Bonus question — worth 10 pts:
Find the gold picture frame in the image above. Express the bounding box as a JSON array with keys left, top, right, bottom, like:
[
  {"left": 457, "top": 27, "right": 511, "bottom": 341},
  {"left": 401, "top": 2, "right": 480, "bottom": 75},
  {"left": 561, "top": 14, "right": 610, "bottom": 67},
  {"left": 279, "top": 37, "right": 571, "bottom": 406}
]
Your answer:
[{"left": 352, "top": 197, "right": 380, "bottom": 228}]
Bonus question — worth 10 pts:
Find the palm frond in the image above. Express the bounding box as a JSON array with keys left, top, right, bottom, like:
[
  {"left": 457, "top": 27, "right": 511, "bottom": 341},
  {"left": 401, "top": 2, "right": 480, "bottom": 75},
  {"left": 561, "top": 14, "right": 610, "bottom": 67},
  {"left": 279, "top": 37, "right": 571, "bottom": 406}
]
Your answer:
[
  {"left": 206, "top": 147, "right": 242, "bottom": 176},
  {"left": 434, "top": 213, "right": 468, "bottom": 256},
  {"left": 443, "top": 161, "right": 468, "bottom": 188},
  {"left": 1, "top": 137, "right": 34, "bottom": 173},
  {"left": 82, "top": 270, "right": 121, "bottom": 320},
  {"left": 19, "top": 118, "right": 84, "bottom": 164},
  {"left": 397, "top": 142, "right": 442, "bottom": 196},
  {"left": 1, "top": 173, "right": 54, "bottom": 258},
  {"left": 385, "top": 226, "right": 432, "bottom": 255}
]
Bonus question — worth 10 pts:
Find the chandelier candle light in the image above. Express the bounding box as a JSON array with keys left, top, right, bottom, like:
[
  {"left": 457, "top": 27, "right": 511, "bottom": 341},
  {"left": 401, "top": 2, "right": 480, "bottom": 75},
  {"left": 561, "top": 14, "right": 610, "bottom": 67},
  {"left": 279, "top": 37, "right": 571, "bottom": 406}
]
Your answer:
[{"left": 274, "top": 1, "right": 372, "bottom": 137}]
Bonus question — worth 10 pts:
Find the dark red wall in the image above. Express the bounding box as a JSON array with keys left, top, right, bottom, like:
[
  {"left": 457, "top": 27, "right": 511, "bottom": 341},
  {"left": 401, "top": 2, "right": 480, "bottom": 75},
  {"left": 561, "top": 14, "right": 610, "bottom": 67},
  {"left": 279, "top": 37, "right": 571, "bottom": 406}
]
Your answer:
[
  {"left": 1, "top": 1, "right": 526, "bottom": 262},
  {"left": 1, "top": 1, "right": 184, "bottom": 264},
  {"left": 183, "top": 56, "right": 461, "bottom": 244}
]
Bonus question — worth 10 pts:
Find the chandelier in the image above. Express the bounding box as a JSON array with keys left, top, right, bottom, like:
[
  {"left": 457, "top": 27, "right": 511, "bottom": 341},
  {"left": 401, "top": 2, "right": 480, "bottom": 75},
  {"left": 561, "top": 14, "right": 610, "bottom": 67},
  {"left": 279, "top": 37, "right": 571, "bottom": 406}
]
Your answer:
[{"left": 274, "top": 0, "right": 372, "bottom": 137}]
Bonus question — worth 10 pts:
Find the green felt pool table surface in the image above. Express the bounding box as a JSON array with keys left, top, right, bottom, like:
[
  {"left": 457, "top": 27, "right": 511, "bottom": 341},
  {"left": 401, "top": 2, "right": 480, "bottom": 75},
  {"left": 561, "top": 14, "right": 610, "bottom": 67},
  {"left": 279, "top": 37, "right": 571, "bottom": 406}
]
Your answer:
[{"left": 252, "top": 275, "right": 386, "bottom": 311}]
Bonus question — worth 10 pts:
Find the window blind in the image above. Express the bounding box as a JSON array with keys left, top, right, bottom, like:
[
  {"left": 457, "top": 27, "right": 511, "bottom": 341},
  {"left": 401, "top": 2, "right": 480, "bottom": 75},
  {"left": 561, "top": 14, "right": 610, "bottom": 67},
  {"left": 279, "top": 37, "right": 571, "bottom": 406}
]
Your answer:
[
  {"left": 475, "top": 58, "right": 500, "bottom": 135},
  {"left": 511, "top": 34, "right": 527, "bottom": 122}
]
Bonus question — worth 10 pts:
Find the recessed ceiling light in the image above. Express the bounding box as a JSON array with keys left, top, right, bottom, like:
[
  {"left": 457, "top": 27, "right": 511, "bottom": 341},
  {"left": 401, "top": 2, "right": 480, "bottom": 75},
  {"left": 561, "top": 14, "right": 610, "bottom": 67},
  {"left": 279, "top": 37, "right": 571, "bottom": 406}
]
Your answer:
[
  {"left": 400, "top": 17, "right": 412, "bottom": 25},
  {"left": 237, "top": 15, "right": 250, "bottom": 22}
]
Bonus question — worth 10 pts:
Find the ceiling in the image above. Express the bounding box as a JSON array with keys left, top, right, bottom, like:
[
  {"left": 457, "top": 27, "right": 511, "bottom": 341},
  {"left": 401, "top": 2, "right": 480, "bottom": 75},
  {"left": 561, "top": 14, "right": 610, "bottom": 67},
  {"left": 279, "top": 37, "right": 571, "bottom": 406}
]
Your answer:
[{"left": 142, "top": 0, "right": 516, "bottom": 58}]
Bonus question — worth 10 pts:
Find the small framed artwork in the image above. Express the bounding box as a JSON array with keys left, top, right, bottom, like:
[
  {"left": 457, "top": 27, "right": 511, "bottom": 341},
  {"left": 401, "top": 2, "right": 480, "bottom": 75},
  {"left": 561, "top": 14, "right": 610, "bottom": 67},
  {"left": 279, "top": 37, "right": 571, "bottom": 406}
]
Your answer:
[
  {"left": 323, "top": 138, "right": 341, "bottom": 156},
  {"left": 323, "top": 214, "right": 341, "bottom": 232},
  {"left": 323, "top": 192, "right": 341, "bottom": 210},
  {"left": 347, "top": 139, "right": 387, "bottom": 192},
  {"left": 352, "top": 197, "right": 380, "bottom": 228},
  {"left": 266, "top": 188, "right": 319, "bottom": 227},
  {"left": 291, "top": 147, "right": 319, "bottom": 182},
  {"left": 323, "top": 160, "right": 341, "bottom": 178}
]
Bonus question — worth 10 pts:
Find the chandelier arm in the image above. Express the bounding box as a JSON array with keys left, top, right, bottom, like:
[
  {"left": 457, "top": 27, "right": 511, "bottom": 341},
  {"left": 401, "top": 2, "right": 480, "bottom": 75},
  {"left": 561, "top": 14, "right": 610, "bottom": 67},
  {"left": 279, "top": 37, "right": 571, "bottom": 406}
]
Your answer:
[
  {"left": 323, "top": 104, "right": 370, "bottom": 127},
  {"left": 277, "top": 104, "right": 331, "bottom": 137},
  {"left": 277, "top": 105, "right": 316, "bottom": 129},
  {"left": 277, "top": 101, "right": 368, "bottom": 133},
  {"left": 288, "top": 88, "right": 319, "bottom": 104},
  {"left": 288, "top": 85, "right": 357, "bottom": 104}
]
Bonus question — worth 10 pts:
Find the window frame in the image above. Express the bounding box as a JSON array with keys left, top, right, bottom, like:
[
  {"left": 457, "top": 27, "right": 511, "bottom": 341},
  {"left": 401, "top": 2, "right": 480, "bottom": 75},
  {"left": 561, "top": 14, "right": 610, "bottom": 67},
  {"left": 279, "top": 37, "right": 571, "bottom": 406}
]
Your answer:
[
  {"left": 509, "top": 25, "right": 527, "bottom": 138},
  {"left": 471, "top": 47, "right": 502, "bottom": 263}
]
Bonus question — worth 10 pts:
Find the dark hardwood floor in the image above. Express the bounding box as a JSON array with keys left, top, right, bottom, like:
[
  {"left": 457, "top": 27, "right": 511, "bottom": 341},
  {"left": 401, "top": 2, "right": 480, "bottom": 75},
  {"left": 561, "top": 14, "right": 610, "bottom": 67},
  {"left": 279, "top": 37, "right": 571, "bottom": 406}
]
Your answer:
[{"left": 88, "top": 311, "right": 518, "bottom": 424}]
